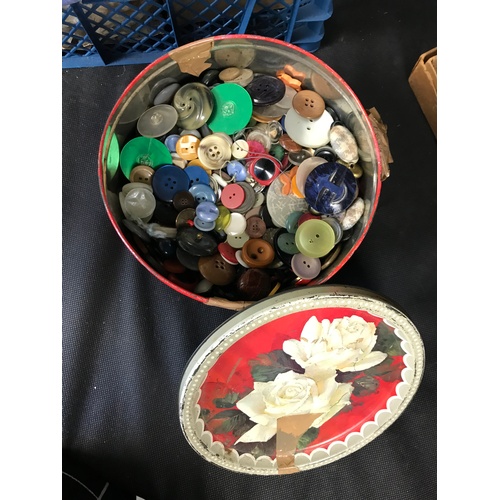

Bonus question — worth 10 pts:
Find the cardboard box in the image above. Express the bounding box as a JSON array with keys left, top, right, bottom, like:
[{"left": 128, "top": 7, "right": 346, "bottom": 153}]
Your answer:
[{"left": 409, "top": 47, "right": 437, "bottom": 137}]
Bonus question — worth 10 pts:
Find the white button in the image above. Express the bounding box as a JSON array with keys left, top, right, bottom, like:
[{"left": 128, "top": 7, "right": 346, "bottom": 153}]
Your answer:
[
  {"left": 231, "top": 139, "right": 249, "bottom": 159},
  {"left": 223, "top": 212, "right": 247, "bottom": 236},
  {"left": 284, "top": 108, "right": 333, "bottom": 148}
]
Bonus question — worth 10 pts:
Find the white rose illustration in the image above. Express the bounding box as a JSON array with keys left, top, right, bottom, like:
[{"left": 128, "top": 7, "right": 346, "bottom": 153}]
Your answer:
[
  {"left": 283, "top": 315, "right": 387, "bottom": 381},
  {"left": 234, "top": 370, "right": 353, "bottom": 444}
]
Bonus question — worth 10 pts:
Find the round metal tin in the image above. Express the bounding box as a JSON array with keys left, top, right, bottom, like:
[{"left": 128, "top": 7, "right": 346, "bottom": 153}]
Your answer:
[{"left": 179, "top": 285, "right": 425, "bottom": 475}]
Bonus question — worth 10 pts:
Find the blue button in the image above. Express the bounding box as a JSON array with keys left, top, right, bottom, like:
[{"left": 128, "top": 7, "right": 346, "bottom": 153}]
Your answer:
[
  {"left": 152, "top": 164, "right": 190, "bottom": 203},
  {"left": 195, "top": 201, "right": 219, "bottom": 222},
  {"left": 304, "top": 162, "right": 358, "bottom": 215},
  {"left": 184, "top": 165, "right": 210, "bottom": 188},
  {"left": 194, "top": 216, "right": 216, "bottom": 232},
  {"left": 189, "top": 183, "right": 217, "bottom": 204},
  {"left": 226, "top": 160, "right": 247, "bottom": 182},
  {"left": 165, "top": 134, "right": 180, "bottom": 153}
]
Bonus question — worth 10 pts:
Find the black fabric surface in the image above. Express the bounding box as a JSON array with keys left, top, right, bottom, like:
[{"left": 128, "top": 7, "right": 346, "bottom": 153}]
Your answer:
[{"left": 62, "top": 0, "right": 437, "bottom": 498}]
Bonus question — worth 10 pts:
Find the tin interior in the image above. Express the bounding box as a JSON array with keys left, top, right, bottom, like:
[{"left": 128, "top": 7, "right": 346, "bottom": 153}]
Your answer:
[{"left": 98, "top": 35, "right": 382, "bottom": 306}]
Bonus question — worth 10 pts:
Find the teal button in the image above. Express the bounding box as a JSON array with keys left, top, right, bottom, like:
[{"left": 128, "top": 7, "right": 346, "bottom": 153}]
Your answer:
[{"left": 277, "top": 232, "right": 300, "bottom": 255}]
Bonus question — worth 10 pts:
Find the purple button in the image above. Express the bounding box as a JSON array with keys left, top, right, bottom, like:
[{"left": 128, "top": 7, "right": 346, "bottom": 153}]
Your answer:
[
  {"left": 226, "top": 160, "right": 248, "bottom": 181},
  {"left": 291, "top": 253, "right": 321, "bottom": 279},
  {"left": 195, "top": 201, "right": 219, "bottom": 222}
]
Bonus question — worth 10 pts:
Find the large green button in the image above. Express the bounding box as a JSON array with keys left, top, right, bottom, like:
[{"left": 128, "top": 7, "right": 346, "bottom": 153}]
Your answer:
[
  {"left": 119, "top": 137, "right": 172, "bottom": 180},
  {"left": 207, "top": 83, "right": 253, "bottom": 135},
  {"left": 295, "top": 219, "right": 336, "bottom": 258}
]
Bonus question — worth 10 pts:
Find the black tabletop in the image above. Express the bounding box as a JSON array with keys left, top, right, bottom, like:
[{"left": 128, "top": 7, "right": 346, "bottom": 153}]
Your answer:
[{"left": 62, "top": 0, "right": 437, "bottom": 498}]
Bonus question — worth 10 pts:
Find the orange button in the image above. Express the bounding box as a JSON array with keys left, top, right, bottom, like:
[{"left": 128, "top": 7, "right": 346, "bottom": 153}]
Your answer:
[
  {"left": 241, "top": 238, "right": 275, "bottom": 268},
  {"left": 176, "top": 134, "right": 200, "bottom": 161}
]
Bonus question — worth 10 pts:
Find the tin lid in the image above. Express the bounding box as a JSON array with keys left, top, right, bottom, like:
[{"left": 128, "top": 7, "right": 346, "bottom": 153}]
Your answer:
[{"left": 179, "top": 285, "right": 425, "bottom": 475}]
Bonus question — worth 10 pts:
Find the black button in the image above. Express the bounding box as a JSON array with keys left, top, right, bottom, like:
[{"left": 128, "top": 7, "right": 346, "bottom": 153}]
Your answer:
[
  {"left": 245, "top": 75, "right": 286, "bottom": 106},
  {"left": 177, "top": 226, "right": 218, "bottom": 257}
]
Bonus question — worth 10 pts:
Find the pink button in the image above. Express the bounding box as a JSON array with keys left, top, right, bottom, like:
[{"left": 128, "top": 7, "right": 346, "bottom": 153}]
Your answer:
[{"left": 220, "top": 183, "right": 246, "bottom": 210}]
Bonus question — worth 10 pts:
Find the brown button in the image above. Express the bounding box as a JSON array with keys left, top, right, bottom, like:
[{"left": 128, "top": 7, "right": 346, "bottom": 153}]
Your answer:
[
  {"left": 236, "top": 268, "right": 272, "bottom": 301},
  {"left": 198, "top": 253, "right": 237, "bottom": 286},
  {"left": 173, "top": 190, "right": 196, "bottom": 211},
  {"left": 279, "top": 133, "right": 302, "bottom": 152},
  {"left": 292, "top": 90, "right": 325, "bottom": 119},
  {"left": 245, "top": 216, "right": 266, "bottom": 238},
  {"left": 241, "top": 239, "right": 275, "bottom": 268},
  {"left": 176, "top": 134, "right": 200, "bottom": 161},
  {"left": 130, "top": 165, "right": 155, "bottom": 185}
]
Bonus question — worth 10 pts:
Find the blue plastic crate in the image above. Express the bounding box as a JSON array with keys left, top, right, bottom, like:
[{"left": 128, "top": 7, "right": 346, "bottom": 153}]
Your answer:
[
  {"left": 168, "top": 0, "right": 257, "bottom": 46},
  {"left": 62, "top": 0, "right": 179, "bottom": 68},
  {"left": 62, "top": 0, "right": 333, "bottom": 68}
]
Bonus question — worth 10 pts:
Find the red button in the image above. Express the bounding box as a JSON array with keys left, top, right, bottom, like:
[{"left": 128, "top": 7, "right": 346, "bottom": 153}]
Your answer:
[{"left": 220, "top": 183, "right": 245, "bottom": 210}]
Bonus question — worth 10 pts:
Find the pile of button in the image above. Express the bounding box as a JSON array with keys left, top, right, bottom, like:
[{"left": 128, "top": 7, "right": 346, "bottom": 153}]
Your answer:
[{"left": 113, "top": 64, "right": 366, "bottom": 302}]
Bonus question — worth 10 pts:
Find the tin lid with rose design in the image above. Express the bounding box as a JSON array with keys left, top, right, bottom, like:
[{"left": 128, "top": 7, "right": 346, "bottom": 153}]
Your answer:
[{"left": 179, "top": 285, "right": 425, "bottom": 475}]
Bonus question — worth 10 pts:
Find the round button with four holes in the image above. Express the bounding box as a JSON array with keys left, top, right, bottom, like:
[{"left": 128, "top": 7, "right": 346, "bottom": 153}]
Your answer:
[
  {"left": 292, "top": 90, "right": 325, "bottom": 119},
  {"left": 152, "top": 164, "right": 190, "bottom": 203},
  {"left": 198, "top": 253, "right": 237, "bottom": 285}
]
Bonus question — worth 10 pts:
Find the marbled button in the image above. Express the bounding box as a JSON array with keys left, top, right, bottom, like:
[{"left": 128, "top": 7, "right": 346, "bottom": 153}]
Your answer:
[
  {"left": 245, "top": 75, "right": 286, "bottom": 106},
  {"left": 198, "top": 134, "right": 232, "bottom": 170},
  {"left": 172, "top": 190, "right": 196, "bottom": 211},
  {"left": 198, "top": 253, "right": 237, "bottom": 285},
  {"left": 130, "top": 165, "right": 155, "bottom": 185},
  {"left": 196, "top": 201, "right": 219, "bottom": 222},
  {"left": 279, "top": 133, "right": 302, "bottom": 152},
  {"left": 245, "top": 216, "right": 266, "bottom": 238},
  {"left": 137, "top": 104, "right": 178, "bottom": 138},
  {"left": 175, "top": 134, "right": 200, "bottom": 160},
  {"left": 291, "top": 253, "right": 321, "bottom": 279},
  {"left": 220, "top": 183, "right": 245, "bottom": 210},
  {"left": 236, "top": 268, "right": 272, "bottom": 301},
  {"left": 188, "top": 183, "right": 217, "bottom": 204},
  {"left": 152, "top": 164, "right": 190, "bottom": 202},
  {"left": 284, "top": 108, "right": 333, "bottom": 148},
  {"left": 295, "top": 219, "right": 336, "bottom": 258},
  {"left": 292, "top": 89, "right": 325, "bottom": 119},
  {"left": 241, "top": 238, "right": 275, "bottom": 268},
  {"left": 177, "top": 226, "right": 218, "bottom": 256},
  {"left": 329, "top": 123, "right": 359, "bottom": 164},
  {"left": 304, "top": 161, "right": 358, "bottom": 215},
  {"left": 173, "top": 82, "right": 214, "bottom": 130},
  {"left": 340, "top": 197, "right": 364, "bottom": 230}
]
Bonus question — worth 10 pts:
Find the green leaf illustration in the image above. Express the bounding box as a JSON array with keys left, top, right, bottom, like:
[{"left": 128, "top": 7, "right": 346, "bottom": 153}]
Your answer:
[
  {"left": 364, "top": 356, "right": 402, "bottom": 382},
  {"left": 249, "top": 349, "right": 304, "bottom": 382},
  {"left": 199, "top": 408, "right": 210, "bottom": 423},
  {"left": 209, "top": 409, "right": 241, "bottom": 421},
  {"left": 297, "top": 426, "right": 320, "bottom": 450},
  {"left": 233, "top": 435, "right": 277, "bottom": 458},
  {"left": 352, "top": 375, "right": 379, "bottom": 397},
  {"left": 213, "top": 391, "right": 239, "bottom": 408},
  {"left": 213, "top": 412, "right": 247, "bottom": 435},
  {"left": 373, "top": 321, "right": 405, "bottom": 357}
]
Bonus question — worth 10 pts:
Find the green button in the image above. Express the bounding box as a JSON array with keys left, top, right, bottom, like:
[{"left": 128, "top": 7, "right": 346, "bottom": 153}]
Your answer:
[
  {"left": 119, "top": 137, "right": 172, "bottom": 180},
  {"left": 102, "top": 126, "right": 120, "bottom": 178},
  {"left": 215, "top": 205, "right": 231, "bottom": 231},
  {"left": 295, "top": 219, "right": 336, "bottom": 258},
  {"left": 207, "top": 83, "right": 253, "bottom": 135}
]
